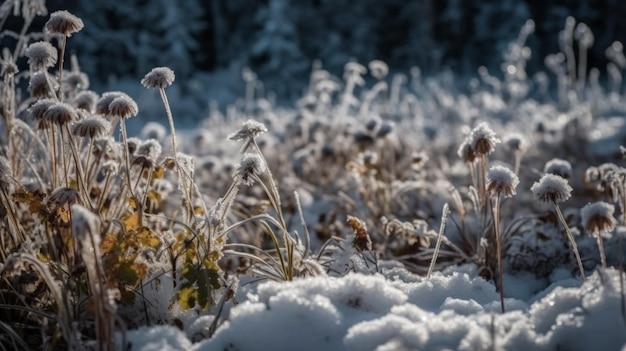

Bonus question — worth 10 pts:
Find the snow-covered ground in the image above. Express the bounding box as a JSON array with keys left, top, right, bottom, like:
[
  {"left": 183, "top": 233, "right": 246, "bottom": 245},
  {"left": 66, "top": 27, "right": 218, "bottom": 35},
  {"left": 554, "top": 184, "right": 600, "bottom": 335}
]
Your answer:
[{"left": 122, "top": 266, "right": 626, "bottom": 351}]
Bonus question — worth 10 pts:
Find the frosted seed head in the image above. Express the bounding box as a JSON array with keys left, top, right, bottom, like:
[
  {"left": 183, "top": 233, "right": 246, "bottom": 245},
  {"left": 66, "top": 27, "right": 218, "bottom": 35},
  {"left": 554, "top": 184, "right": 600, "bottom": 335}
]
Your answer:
[
  {"left": 368, "top": 60, "right": 389, "bottom": 80},
  {"left": 486, "top": 165, "right": 519, "bottom": 198},
  {"left": 141, "top": 67, "right": 175, "bottom": 89},
  {"left": 581, "top": 201, "right": 616, "bottom": 234},
  {"left": 25, "top": 41, "right": 57, "bottom": 69},
  {"left": 43, "top": 102, "right": 79, "bottom": 125},
  {"left": 140, "top": 122, "right": 167, "bottom": 140},
  {"left": 543, "top": 158, "right": 573, "bottom": 179},
  {"left": 457, "top": 138, "right": 477, "bottom": 163},
  {"left": 108, "top": 95, "right": 138, "bottom": 119},
  {"left": 28, "top": 71, "right": 57, "bottom": 99},
  {"left": 227, "top": 119, "right": 267, "bottom": 142},
  {"left": 530, "top": 173, "right": 572, "bottom": 204},
  {"left": 136, "top": 139, "right": 162, "bottom": 161},
  {"left": 71, "top": 114, "right": 111, "bottom": 138},
  {"left": 504, "top": 133, "right": 526, "bottom": 152},
  {"left": 233, "top": 153, "right": 266, "bottom": 186},
  {"left": 95, "top": 91, "right": 125, "bottom": 115},
  {"left": 126, "top": 137, "right": 142, "bottom": 156},
  {"left": 47, "top": 187, "right": 79, "bottom": 206},
  {"left": 45, "top": 10, "right": 84, "bottom": 37},
  {"left": 73, "top": 90, "right": 99, "bottom": 112},
  {"left": 469, "top": 122, "right": 500, "bottom": 156},
  {"left": 63, "top": 71, "right": 89, "bottom": 92}
]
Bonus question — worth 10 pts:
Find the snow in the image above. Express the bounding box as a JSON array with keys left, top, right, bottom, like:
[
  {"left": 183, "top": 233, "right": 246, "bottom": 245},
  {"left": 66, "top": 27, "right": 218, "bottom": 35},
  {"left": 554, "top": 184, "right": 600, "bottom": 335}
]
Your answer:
[{"left": 119, "top": 269, "right": 626, "bottom": 351}]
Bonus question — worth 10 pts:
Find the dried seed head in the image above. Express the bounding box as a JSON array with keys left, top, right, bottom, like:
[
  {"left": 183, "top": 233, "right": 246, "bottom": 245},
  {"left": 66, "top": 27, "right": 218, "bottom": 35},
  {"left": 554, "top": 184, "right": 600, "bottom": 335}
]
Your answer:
[
  {"left": 135, "top": 139, "right": 162, "bottom": 167},
  {"left": 140, "top": 121, "right": 167, "bottom": 140},
  {"left": 487, "top": 165, "right": 519, "bottom": 198},
  {"left": 47, "top": 187, "right": 79, "bottom": 206},
  {"left": 45, "top": 10, "right": 84, "bottom": 37},
  {"left": 28, "top": 98, "right": 56, "bottom": 129},
  {"left": 141, "top": 66, "right": 175, "bottom": 89},
  {"left": 469, "top": 122, "right": 500, "bottom": 156},
  {"left": 530, "top": 173, "right": 572, "bottom": 204},
  {"left": 71, "top": 114, "right": 111, "bottom": 138},
  {"left": 95, "top": 91, "right": 125, "bottom": 115},
  {"left": 347, "top": 215, "right": 372, "bottom": 252},
  {"left": 233, "top": 153, "right": 266, "bottom": 186},
  {"left": 101, "top": 160, "right": 119, "bottom": 175},
  {"left": 63, "top": 70, "right": 89, "bottom": 91},
  {"left": 28, "top": 71, "right": 57, "bottom": 99},
  {"left": 0, "top": 156, "right": 13, "bottom": 192},
  {"left": 73, "top": 90, "right": 99, "bottom": 112},
  {"left": 228, "top": 119, "right": 267, "bottom": 151},
  {"left": 504, "top": 133, "right": 526, "bottom": 152},
  {"left": 544, "top": 158, "right": 573, "bottom": 179},
  {"left": 25, "top": 41, "right": 57, "bottom": 70},
  {"left": 126, "top": 137, "right": 142, "bottom": 155},
  {"left": 457, "top": 138, "right": 477, "bottom": 163},
  {"left": 368, "top": 60, "right": 389, "bottom": 80},
  {"left": 581, "top": 201, "right": 616, "bottom": 234},
  {"left": 43, "top": 102, "right": 79, "bottom": 125},
  {"left": 108, "top": 95, "right": 138, "bottom": 119}
]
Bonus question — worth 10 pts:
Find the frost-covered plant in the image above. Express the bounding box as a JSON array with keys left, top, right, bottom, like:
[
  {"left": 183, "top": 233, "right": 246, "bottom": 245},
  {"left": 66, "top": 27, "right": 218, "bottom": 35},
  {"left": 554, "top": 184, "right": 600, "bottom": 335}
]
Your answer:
[
  {"left": 581, "top": 201, "right": 616, "bottom": 269},
  {"left": 486, "top": 165, "right": 519, "bottom": 313},
  {"left": 531, "top": 173, "right": 585, "bottom": 278}
]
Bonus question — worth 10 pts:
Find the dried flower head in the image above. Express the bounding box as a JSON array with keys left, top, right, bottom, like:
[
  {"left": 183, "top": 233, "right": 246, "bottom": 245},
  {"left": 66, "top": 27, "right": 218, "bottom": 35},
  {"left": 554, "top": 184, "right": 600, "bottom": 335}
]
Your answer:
[
  {"left": 136, "top": 139, "right": 162, "bottom": 160},
  {"left": 457, "top": 138, "right": 477, "bottom": 163},
  {"left": 101, "top": 160, "right": 119, "bottom": 175},
  {"left": 28, "top": 99, "right": 55, "bottom": 128},
  {"left": 126, "top": 137, "right": 142, "bottom": 155},
  {"left": 95, "top": 91, "right": 126, "bottom": 115},
  {"left": 140, "top": 122, "right": 167, "bottom": 140},
  {"left": 43, "top": 102, "right": 79, "bottom": 125},
  {"left": 141, "top": 67, "right": 175, "bottom": 89},
  {"left": 228, "top": 119, "right": 267, "bottom": 144},
  {"left": 71, "top": 114, "right": 111, "bottom": 138},
  {"left": 108, "top": 95, "right": 138, "bottom": 119},
  {"left": 47, "top": 187, "right": 79, "bottom": 206},
  {"left": 544, "top": 158, "right": 573, "bottom": 179},
  {"left": 63, "top": 70, "right": 89, "bottom": 91},
  {"left": 581, "top": 201, "right": 616, "bottom": 234},
  {"left": 25, "top": 41, "right": 57, "bottom": 69},
  {"left": 233, "top": 153, "right": 266, "bottom": 186},
  {"left": 487, "top": 165, "right": 519, "bottom": 198},
  {"left": 531, "top": 173, "right": 572, "bottom": 204},
  {"left": 469, "top": 122, "right": 500, "bottom": 156},
  {"left": 73, "top": 90, "right": 99, "bottom": 112},
  {"left": 28, "top": 71, "right": 57, "bottom": 99},
  {"left": 45, "top": 10, "right": 84, "bottom": 37},
  {"left": 0, "top": 156, "right": 13, "bottom": 192},
  {"left": 368, "top": 60, "right": 389, "bottom": 80},
  {"left": 504, "top": 133, "right": 526, "bottom": 152},
  {"left": 347, "top": 215, "right": 372, "bottom": 252}
]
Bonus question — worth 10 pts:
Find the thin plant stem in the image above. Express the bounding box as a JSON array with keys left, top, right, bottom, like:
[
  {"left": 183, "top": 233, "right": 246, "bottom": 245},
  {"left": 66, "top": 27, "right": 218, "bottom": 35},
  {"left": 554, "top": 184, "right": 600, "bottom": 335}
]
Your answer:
[
  {"left": 57, "top": 35, "right": 67, "bottom": 100},
  {"left": 119, "top": 118, "right": 136, "bottom": 200},
  {"left": 554, "top": 202, "right": 586, "bottom": 279},
  {"left": 427, "top": 203, "right": 449, "bottom": 279},
  {"left": 492, "top": 193, "right": 505, "bottom": 313},
  {"left": 594, "top": 230, "right": 607, "bottom": 269}
]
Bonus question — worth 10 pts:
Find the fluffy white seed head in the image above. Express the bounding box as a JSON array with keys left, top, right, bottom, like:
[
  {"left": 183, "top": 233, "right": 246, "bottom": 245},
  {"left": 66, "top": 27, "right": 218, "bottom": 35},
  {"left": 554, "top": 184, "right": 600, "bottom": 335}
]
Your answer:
[
  {"left": 581, "top": 201, "right": 616, "bottom": 234},
  {"left": 469, "top": 122, "right": 500, "bottom": 156},
  {"left": 530, "top": 173, "right": 572, "bottom": 204},
  {"left": 234, "top": 153, "right": 266, "bottom": 186},
  {"left": 487, "top": 165, "right": 519, "bottom": 198},
  {"left": 544, "top": 158, "right": 573, "bottom": 179},
  {"left": 25, "top": 41, "right": 57, "bottom": 69},
  {"left": 141, "top": 67, "right": 175, "bottom": 89},
  {"left": 45, "top": 10, "right": 84, "bottom": 37}
]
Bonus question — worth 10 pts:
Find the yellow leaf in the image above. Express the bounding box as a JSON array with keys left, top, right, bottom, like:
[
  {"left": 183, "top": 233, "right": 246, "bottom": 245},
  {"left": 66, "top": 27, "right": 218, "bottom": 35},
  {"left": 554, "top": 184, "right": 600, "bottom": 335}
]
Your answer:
[
  {"left": 100, "top": 233, "right": 117, "bottom": 254},
  {"left": 152, "top": 167, "right": 165, "bottom": 179},
  {"left": 121, "top": 211, "right": 140, "bottom": 231}
]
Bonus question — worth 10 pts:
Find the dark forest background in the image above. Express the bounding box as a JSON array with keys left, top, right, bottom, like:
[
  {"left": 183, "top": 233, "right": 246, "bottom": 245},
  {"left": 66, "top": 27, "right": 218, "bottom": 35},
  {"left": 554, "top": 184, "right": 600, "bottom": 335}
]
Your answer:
[{"left": 9, "top": 0, "right": 626, "bottom": 101}]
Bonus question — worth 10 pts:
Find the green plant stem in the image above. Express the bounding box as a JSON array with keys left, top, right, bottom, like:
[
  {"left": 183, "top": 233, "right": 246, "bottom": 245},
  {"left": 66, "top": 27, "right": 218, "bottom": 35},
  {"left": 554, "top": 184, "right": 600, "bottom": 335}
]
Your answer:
[{"left": 554, "top": 202, "right": 586, "bottom": 279}]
